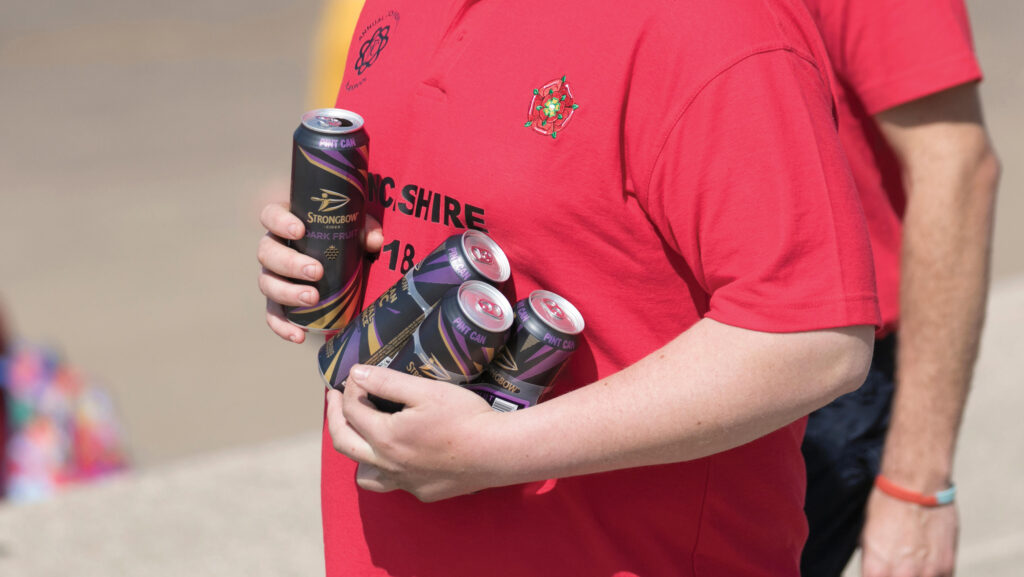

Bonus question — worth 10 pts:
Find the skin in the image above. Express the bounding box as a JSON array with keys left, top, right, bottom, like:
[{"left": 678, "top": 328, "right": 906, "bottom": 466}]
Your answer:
[
  {"left": 257, "top": 201, "right": 384, "bottom": 343},
  {"left": 860, "top": 83, "right": 1000, "bottom": 577},
  {"left": 257, "top": 200, "right": 876, "bottom": 503}
]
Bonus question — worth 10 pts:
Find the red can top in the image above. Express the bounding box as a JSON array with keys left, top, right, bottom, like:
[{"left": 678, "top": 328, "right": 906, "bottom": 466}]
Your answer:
[
  {"left": 458, "top": 281, "right": 514, "bottom": 334},
  {"left": 461, "top": 231, "right": 510, "bottom": 283},
  {"left": 529, "top": 290, "right": 585, "bottom": 336}
]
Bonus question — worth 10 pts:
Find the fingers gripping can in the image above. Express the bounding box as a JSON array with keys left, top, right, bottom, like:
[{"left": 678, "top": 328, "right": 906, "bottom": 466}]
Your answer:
[
  {"left": 317, "top": 231, "right": 511, "bottom": 390},
  {"left": 467, "top": 290, "right": 585, "bottom": 412},
  {"left": 284, "top": 109, "right": 368, "bottom": 332},
  {"left": 370, "top": 281, "right": 514, "bottom": 413}
]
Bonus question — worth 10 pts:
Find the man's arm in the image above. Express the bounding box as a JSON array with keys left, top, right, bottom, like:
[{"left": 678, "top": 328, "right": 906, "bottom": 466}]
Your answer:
[
  {"left": 861, "top": 83, "right": 1000, "bottom": 577},
  {"left": 329, "top": 318, "right": 874, "bottom": 502}
]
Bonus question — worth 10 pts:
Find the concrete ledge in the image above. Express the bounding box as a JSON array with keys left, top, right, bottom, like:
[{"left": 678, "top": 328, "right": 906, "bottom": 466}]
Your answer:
[{"left": 0, "top": 434, "right": 324, "bottom": 577}]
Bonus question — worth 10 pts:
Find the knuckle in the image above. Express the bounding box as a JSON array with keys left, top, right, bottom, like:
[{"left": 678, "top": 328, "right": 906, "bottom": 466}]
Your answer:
[
  {"left": 341, "top": 400, "right": 357, "bottom": 423},
  {"left": 377, "top": 367, "right": 401, "bottom": 393},
  {"left": 258, "top": 203, "right": 274, "bottom": 226},
  {"left": 262, "top": 203, "right": 294, "bottom": 233},
  {"left": 257, "top": 236, "right": 271, "bottom": 264},
  {"left": 288, "top": 253, "right": 308, "bottom": 276},
  {"left": 257, "top": 272, "right": 272, "bottom": 295},
  {"left": 275, "top": 210, "right": 295, "bottom": 233}
]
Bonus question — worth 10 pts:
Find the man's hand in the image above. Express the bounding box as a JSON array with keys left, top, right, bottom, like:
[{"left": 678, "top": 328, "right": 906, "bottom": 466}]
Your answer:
[
  {"left": 326, "top": 364, "right": 498, "bottom": 502},
  {"left": 861, "top": 488, "right": 958, "bottom": 577},
  {"left": 257, "top": 201, "right": 383, "bottom": 343}
]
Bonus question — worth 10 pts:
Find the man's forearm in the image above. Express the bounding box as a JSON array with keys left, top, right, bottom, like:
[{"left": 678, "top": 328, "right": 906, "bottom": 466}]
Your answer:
[
  {"left": 884, "top": 151, "right": 998, "bottom": 490},
  {"left": 474, "top": 318, "right": 874, "bottom": 486},
  {"left": 877, "top": 87, "right": 1000, "bottom": 491}
]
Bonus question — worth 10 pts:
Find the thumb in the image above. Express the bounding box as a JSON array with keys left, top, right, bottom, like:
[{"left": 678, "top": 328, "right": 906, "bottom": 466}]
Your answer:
[{"left": 347, "top": 364, "right": 444, "bottom": 411}]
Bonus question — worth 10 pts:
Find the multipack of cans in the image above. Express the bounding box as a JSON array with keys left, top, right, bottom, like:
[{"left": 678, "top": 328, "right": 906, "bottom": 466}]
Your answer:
[
  {"left": 289, "top": 109, "right": 585, "bottom": 412},
  {"left": 310, "top": 230, "right": 583, "bottom": 412}
]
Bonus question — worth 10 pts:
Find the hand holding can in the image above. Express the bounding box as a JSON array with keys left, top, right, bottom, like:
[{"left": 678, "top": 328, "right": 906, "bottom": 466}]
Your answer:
[{"left": 284, "top": 108, "right": 369, "bottom": 333}]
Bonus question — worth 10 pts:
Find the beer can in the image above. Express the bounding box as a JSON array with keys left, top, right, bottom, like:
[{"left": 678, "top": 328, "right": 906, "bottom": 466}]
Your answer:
[
  {"left": 317, "top": 230, "right": 511, "bottom": 390},
  {"left": 467, "top": 290, "right": 585, "bottom": 412},
  {"left": 284, "top": 108, "right": 368, "bottom": 333},
  {"left": 370, "top": 281, "right": 514, "bottom": 413}
]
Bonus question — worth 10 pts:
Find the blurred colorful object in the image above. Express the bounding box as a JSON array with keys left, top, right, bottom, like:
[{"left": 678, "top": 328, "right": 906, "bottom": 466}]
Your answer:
[{"left": 0, "top": 341, "right": 130, "bottom": 502}]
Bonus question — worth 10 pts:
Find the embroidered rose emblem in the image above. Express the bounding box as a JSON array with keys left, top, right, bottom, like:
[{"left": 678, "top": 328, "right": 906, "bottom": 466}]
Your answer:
[{"left": 524, "top": 76, "right": 579, "bottom": 139}]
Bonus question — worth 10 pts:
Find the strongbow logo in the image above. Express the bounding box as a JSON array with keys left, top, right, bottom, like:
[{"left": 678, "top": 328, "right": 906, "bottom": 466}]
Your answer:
[
  {"left": 524, "top": 75, "right": 580, "bottom": 139},
  {"left": 313, "top": 189, "right": 351, "bottom": 212}
]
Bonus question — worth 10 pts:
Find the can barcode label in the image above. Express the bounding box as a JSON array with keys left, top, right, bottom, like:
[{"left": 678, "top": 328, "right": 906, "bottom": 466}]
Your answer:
[
  {"left": 376, "top": 356, "right": 394, "bottom": 368},
  {"left": 490, "top": 398, "right": 519, "bottom": 413}
]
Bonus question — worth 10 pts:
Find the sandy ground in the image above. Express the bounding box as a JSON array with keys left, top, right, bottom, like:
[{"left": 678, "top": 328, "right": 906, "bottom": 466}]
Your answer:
[{"left": 0, "top": 0, "right": 1021, "bottom": 574}]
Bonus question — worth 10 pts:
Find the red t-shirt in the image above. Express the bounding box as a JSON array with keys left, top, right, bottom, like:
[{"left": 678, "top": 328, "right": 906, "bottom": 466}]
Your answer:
[
  {"left": 324, "top": 1, "right": 879, "bottom": 575},
  {"left": 803, "top": 0, "right": 983, "bottom": 335}
]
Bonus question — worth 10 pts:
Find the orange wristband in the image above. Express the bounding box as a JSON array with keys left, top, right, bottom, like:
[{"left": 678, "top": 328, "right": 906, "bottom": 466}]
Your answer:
[{"left": 875, "top": 474, "right": 956, "bottom": 507}]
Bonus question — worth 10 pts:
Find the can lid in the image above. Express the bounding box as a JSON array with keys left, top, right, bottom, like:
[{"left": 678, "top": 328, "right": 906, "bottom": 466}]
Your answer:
[
  {"left": 458, "top": 281, "right": 514, "bottom": 333},
  {"left": 301, "top": 109, "right": 365, "bottom": 135},
  {"left": 461, "top": 231, "right": 511, "bottom": 283},
  {"left": 528, "top": 290, "right": 585, "bottom": 335}
]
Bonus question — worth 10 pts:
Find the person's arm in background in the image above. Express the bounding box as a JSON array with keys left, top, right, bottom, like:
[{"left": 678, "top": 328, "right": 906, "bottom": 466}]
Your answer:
[{"left": 861, "top": 83, "right": 1000, "bottom": 577}]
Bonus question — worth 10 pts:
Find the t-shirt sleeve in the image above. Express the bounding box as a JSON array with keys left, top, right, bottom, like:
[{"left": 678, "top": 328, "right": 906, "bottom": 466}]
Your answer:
[
  {"left": 640, "top": 49, "right": 880, "bottom": 333},
  {"left": 824, "top": 0, "right": 982, "bottom": 114}
]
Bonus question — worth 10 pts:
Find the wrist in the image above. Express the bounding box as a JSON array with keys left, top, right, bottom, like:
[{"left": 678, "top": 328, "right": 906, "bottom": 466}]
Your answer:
[{"left": 879, "top": 428, "right": 956, "bottom": 493}]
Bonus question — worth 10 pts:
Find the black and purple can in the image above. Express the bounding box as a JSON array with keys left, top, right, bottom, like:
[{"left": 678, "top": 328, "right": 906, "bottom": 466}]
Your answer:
[
  {"left": 317, "top": 231, "right": 511, "bottom": 390},
  {"left": 371, "top": 281, "right": 514, "bottom": 413},
  {"left": 467, "top": 290, "right": 585, "bottom": 412},
  {"left": 284, "top": 108, "right": 368, "bottom": 333}
]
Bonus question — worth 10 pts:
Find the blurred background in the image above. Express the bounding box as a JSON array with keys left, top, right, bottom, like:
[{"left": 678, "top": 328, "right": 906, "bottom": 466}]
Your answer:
[{"left": 0, "top": 0, "right": 1020, "bottom": 575}]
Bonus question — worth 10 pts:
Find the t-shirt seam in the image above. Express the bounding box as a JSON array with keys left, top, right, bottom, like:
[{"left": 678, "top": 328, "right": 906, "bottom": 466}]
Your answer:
[
  {"left": 715, "top": 291, "right": 878, "bottom": 310},
  {"left": 856, "top": 52, "right": 982, "bottom": 114},
  {"left": 640, "top": 46, "right": 823, "bottom": 204}
]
